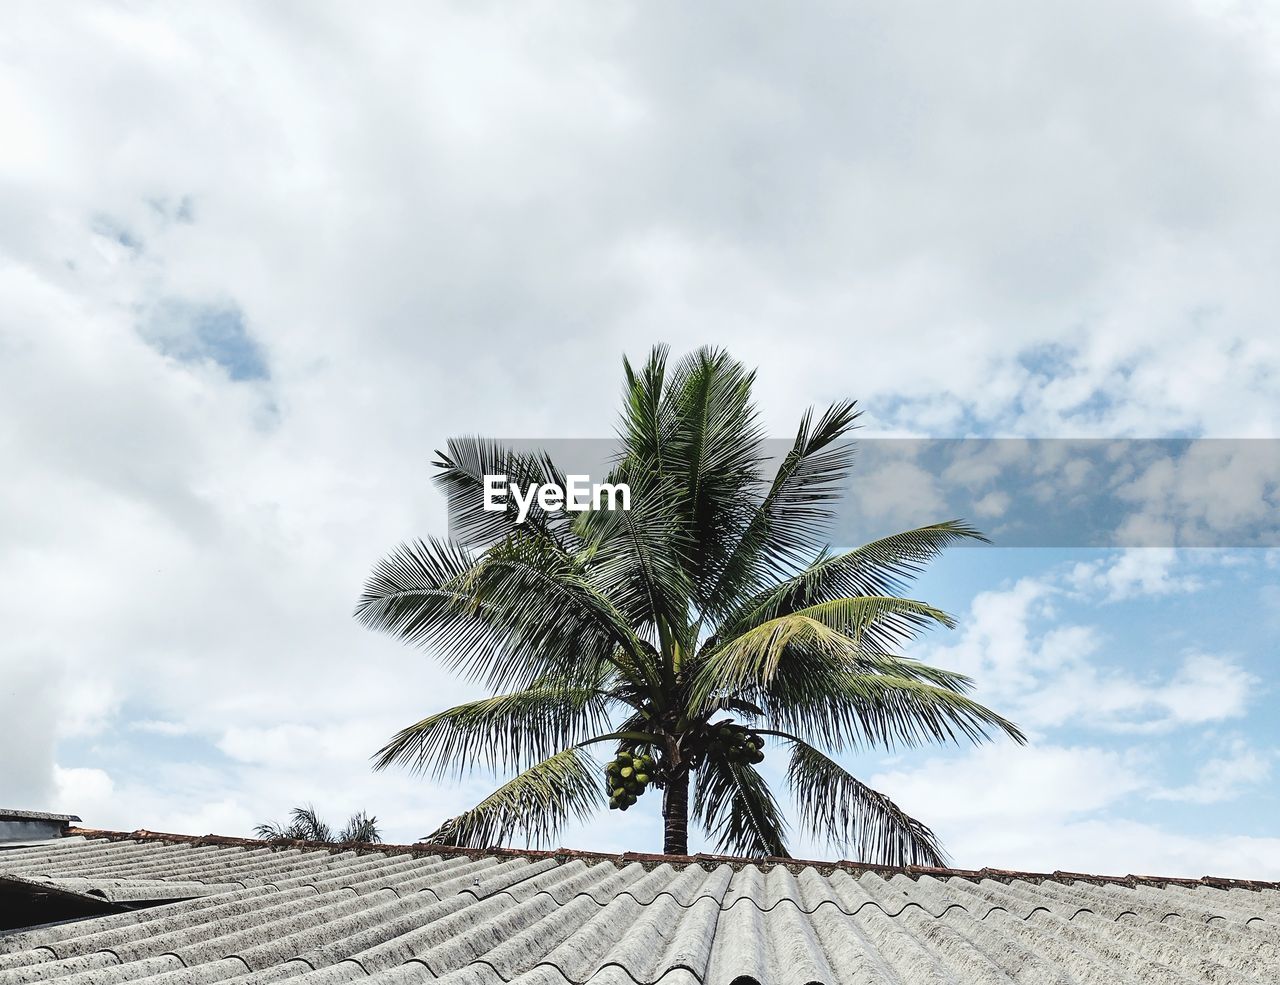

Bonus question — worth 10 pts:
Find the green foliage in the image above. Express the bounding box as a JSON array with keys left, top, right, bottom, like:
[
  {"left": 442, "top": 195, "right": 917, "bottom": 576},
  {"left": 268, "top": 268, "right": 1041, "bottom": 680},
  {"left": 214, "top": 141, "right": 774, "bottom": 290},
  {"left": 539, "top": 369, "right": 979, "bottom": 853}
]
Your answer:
[
  {"left": 421, "top": 749, "right": 601, "bottom": 847},
  {"left": 785, "top": 740, "right": 945, "bottom": 865},
  {"left": 357, "top": 345, "right": 1024, "bottom": 863},
  {"left": 255, "top": 804, "right": 382, "bottom": 844},
  {"left": 692, "top": 757, "right": 789, "bottom": 858}
]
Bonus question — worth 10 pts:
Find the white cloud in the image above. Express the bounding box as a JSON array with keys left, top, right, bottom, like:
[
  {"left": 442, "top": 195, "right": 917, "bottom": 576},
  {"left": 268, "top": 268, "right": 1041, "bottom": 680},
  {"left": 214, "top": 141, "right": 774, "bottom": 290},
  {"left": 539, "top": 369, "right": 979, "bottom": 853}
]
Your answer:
[
  {"left": 868, "top": 743, "right": 1280, "bottom": 879},
  {"left": 971, "top": 490, "right": 1011, "bottom": 518},
  {"left": 0, "top": 664, "right": 62, "bottom": 808},
  {"left": 872, "top": 744, "right": 1150, "bottom": 825},
  {"left": 917, "top": 559, "right": 1257, "bottom": 734},
  {"left": 1141, "top": 654, "right": 1258, "bottom": 727},
  {"left": 53, "top": 766, "right": 114, "bottom": 818},
  {"left": 217, "top": 721, "right": 393, "bottom": 768},
  {"left": 1016, "top": 652, "right": 1256, "bottom": 734},
  {"left": 1154, "top": 738, "right": 1273, "bottom": 804},
  {"left": 128, "top": 720, "right": 191, "bottom": 736},
  {"left": 851, "top": 459, "right": 949, "bottom": 530},
  {"left": 1067, "top": 548, "right": 1202, "bottom": 601},
  {"left": 962, "top": 818, "right": 1280, "bottom": 880},
  {"left": 921, "top": 577, "right": 1059, "bottom": 694},
  {"left": 1112, "top": 442, "right": 1280, "bottom": 546}
]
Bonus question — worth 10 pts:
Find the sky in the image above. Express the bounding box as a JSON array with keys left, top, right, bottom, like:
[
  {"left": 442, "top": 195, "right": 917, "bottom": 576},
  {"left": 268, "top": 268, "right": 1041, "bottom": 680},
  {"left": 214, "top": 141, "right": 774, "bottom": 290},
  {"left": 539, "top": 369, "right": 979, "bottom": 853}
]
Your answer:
[{"left": 1, "top": 1, "right": 1278, "bottom": 879}]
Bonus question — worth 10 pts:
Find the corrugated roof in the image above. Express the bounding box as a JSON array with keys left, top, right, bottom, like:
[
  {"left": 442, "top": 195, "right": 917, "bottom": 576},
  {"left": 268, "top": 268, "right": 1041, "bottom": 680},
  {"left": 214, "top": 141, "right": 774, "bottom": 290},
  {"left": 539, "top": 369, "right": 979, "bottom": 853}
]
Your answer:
[
  {"left": 0, "top": 811, "right": 81, "bottom": 824},
  {"left": 1, "top": 827, "right": 1277, "bottom": 984}
]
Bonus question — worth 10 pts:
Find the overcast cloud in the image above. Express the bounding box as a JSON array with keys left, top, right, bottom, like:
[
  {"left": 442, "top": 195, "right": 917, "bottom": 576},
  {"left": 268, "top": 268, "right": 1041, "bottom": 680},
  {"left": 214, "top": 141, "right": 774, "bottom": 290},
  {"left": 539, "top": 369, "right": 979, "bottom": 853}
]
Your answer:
[{"left": 2, "top": 1, "right": 1278, "bottom": 874}]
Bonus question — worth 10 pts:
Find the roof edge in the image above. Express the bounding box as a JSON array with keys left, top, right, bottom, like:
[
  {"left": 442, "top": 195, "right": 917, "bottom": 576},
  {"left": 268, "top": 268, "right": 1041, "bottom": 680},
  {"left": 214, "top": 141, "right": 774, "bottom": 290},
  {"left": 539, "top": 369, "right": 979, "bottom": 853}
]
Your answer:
[
  {"left": 0, "top": 810, "right": 82, "bottom": 823},
  {"left": 64, "top": 827, "right": 1280, "bottom": 892}
]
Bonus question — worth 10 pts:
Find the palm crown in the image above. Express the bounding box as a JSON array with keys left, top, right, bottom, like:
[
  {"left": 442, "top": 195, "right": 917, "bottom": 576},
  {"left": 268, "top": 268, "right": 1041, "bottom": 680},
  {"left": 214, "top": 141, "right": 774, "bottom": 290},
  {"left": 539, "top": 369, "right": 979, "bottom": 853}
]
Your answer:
[{"left": 356, "top": 345, "right": 1023, "bottom": 863}]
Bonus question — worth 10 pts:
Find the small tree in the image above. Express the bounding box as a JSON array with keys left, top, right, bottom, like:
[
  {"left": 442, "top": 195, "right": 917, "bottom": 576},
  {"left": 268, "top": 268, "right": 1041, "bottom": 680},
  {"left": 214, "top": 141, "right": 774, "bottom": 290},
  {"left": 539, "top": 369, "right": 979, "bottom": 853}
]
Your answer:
[
  {"left": 358, "top": 345, "right": 1024, "bottom": 861},
  {"left": 255, "top": 805, "right": 382, "bottom": 844}
]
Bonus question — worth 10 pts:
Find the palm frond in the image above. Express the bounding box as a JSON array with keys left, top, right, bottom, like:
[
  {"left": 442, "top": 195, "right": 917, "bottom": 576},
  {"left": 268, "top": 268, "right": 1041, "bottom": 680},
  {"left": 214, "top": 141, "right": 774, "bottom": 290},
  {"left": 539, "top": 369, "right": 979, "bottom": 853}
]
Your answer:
[
  {"left": 661, "top": 346, "right": 768, "bottom": 604},
  {"left": 420, "top": 748, "right": 603, "bottom": 849},
  {"left": 461, "top": 536, "right": 663, "bottom": 692},
  {"left": 693, "top": 598, "right": 954, "bottom": 702},
  {"left": 253, "top": 821, "right": 288, "bottom": 840},
  {"left": 268, "top": 804, "right": 332, "bottom": 842},
  {"left": 694, "top": 605, "right": 1024, "bottom": 752},
  {"left": 354, "top": 535, "right": 479, "bottom": 646},
  {"left": 786, "top": 740, "right": 946, "bottom": 867},
  {"left": 372, "top": 677, "right": 613, "bottom": 778},
  {"left": 705, "top": 400, "right": 860, "bottom": 616},
  {"left": 692, "top": 758, "right": 790, "bottom": 858},
  {"left": 433, "top": 437, "right": 576, "bottom": 550},
  {"left": 356, "top": 536, "right": 656, "bottom": 693},
  {"left": 763, "top": 668, "right": 1027, "bottom": 752},
  {"left": 618, "top": 344, "right": 674, "bottom": 468},
  {"left": 339, "top": 811, "right": 382, "bottom": 844},
  {"left": 851, "top": 651, "right": 981, "bottom": 692},
  {"left": 713, "top": 521, "right": 989, "bottom": 643},
  {"left": 295, "top": 804, "right": 333, "bottom": 842},
  {"left": 574, "top": 463, "right": 693, "bottom": 639}
]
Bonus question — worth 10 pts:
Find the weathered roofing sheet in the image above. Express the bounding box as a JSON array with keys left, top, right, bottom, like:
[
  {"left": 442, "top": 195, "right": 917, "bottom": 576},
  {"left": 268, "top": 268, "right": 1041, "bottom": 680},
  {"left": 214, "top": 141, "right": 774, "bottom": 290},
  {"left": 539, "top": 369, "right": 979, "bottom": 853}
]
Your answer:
[
  {"left": 0, "top": 811, "right": 81, "bottom": 824},
  {"left": 0, "top": 810, "right": 83, "bottom": 848},
  {"left": 1, "top": 829, "right": 1277, "bottom": 984}
]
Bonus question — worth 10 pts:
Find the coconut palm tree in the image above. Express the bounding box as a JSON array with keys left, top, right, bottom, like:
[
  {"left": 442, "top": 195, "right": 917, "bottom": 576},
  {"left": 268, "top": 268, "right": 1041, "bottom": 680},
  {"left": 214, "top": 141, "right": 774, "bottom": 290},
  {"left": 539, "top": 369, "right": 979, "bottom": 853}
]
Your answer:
[
  {"left": 255, "top": 805, "right": 382, "bottom": 844},
  {"left": 356, "top": 345, "right": 1023, "bottom": 863}
]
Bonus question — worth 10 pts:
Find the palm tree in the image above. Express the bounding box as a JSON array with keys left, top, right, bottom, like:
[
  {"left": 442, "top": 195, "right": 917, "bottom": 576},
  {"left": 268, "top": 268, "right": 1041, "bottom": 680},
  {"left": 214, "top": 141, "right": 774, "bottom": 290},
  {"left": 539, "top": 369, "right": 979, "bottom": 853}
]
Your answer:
[
  {"left": 255, "top": 805, "right": 382, "bottom": 844},
  {"left": 356, "top": 345, "right": 1023, "bottom": 863}
]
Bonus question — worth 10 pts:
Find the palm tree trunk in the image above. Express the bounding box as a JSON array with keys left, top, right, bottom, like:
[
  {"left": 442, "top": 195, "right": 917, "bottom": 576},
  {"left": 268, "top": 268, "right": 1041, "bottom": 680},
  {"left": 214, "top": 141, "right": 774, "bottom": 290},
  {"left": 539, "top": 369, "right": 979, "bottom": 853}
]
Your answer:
[{"left": 662, "top": 769, "right": 689, "bottom": 855}]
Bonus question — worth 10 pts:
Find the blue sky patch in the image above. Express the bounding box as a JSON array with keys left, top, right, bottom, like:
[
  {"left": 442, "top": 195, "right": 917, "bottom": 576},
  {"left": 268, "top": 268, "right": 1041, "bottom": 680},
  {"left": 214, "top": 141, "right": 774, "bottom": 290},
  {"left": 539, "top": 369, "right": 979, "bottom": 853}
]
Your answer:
[
  {"left": 91, "top": 214, "right": 143, "bottom": 253},
  {"left": 141, "top": 299, "right": 269, "bottom": 382}
]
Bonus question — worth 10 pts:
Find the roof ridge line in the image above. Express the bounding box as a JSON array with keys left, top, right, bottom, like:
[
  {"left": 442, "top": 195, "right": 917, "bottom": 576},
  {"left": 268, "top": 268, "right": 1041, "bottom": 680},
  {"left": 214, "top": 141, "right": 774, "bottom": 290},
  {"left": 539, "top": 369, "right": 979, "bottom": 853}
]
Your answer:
[{"left": 61, "top": 827, "right": 1280, "bottom": 892}]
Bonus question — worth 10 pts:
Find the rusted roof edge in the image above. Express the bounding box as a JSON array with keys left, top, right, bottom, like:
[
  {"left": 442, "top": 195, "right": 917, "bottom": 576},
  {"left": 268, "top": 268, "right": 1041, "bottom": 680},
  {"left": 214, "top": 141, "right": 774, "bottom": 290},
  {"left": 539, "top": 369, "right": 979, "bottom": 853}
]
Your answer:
[{"left": 62, "top": 827, "right": 1280, "bottom": 892}]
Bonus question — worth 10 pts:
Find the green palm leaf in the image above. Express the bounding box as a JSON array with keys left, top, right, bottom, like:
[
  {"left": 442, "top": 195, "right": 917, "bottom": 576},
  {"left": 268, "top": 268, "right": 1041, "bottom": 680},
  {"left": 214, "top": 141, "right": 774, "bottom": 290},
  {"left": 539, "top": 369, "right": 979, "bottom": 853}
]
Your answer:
[
  {"left": 339, "top": 811, "right": 382, "bottom": 844},
  {"left": 786, "top": 739, "right": 947, "bottom": 867},
  {"left": 661, "top": 346, "right": 768, "bottom": 605},
  {"left": 705, "top": 400, "right": 861, "bottom": 617},
  {"left": 714, "top": 522, "right": 989, "bottom": 643},
  {"left": 433, "top": 436, "right": 576, "bottom": 549},
  {"left": 356, "top": 535, "right": 657, "bottom": 693},
  {"left": 618, "top": 344, "right": 675, "bottom": 468},
  {"left": 372, "top": 678, "right": 612, "bottom": 779},
  {"left": 693, "top": 758, "right": 790, "bottom": 858},
  {"left": 574, "top": 464, "right": 692, "bottom": 639},
  {"left": 763, "top": 668, "right": 1026, "bottom": 752},
  {"left": 421, "top": 748, "right": 602, "bottom": 848},
  {"left": 693, "top": 598, "right": 955, "bottom": 702}
]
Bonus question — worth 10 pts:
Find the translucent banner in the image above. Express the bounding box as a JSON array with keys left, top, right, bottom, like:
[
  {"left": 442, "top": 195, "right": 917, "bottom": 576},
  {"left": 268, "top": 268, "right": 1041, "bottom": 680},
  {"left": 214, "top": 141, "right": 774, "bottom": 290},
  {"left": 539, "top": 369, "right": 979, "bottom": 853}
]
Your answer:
[{"left": 444, "top": 438, "right": 1280, "bottom": 549}]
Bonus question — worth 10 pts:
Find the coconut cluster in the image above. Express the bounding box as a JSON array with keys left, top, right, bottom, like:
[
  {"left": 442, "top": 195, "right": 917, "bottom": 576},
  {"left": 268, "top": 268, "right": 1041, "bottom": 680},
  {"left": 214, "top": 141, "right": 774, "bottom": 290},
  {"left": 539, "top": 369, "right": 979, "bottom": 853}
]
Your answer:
[
  {"left": 605, "top": 750, "right": 655, "bottom": 811},
  {"left": 708, "top": 721, "right": 765, "bottom": 765}
]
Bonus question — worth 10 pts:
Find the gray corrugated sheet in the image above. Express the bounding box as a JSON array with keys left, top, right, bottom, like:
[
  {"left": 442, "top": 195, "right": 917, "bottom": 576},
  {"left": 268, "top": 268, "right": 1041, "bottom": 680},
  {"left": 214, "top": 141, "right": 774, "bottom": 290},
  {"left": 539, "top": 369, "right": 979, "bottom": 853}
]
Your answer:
[
  {"left": 0, "top": 810, "right": 81, "bottom": 824},
  {"left": 1, "top": 830, "right": 1277, "bottom": 984}
]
